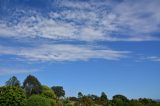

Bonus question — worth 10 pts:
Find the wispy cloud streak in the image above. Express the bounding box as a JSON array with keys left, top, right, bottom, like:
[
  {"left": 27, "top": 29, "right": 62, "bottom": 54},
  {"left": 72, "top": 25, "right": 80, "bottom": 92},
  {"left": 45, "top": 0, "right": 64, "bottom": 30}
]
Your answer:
[
  {"left": 144, "top": 56, "right": 160, "bottom": 62},
  {"left": 0, "top": 44, "right": 129, "bottom": 62},
  {"left": 0, "top": 67, "right": 38, "bottom": 76}
]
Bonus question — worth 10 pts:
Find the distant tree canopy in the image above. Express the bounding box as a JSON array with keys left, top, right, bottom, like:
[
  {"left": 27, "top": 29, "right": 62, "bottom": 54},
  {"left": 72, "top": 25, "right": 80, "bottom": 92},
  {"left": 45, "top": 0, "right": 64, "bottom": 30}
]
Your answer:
[
  {"left": 75, "top": 96, "right": 95, "bottom": 106},
  {"left": 78, "top": 92, "right": 83, "bottom": 99},
  {"left": 1, "top": 75, "right": 160, "bottom": 106},
  {"left": 51, "top": 86, "right": 65, "bottom": 99},
  {"left": 5, "top": 76, "right": 20, "bottom": 87},
  {"left": 23, "top": 75, "right": 42, "bottom": 96},
  {"left": 100, "top": 92, "right": 108, "bottom": 106},
  {"left": 100, "top": 92, "right": 108, "bottom": 101},
  {"left": 112, "top": 95, "right": 129, "bottom": 106}
]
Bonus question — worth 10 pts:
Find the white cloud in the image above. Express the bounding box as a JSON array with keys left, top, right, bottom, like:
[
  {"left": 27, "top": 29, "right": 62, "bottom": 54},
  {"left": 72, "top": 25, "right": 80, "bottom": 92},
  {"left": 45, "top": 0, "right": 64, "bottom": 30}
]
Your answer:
[
  {"left": 0, "top": 44, "right": 129, "bottom": 62},
  {"left": 112, "top": 0, "right": 160, "bottom": 34},
  {"left": 0, "top": 14, "right": 106, "bottom": 41},
  {"left": 0, "top": 0, "right": 160, "bottom": 41},
  {"left": 0, "top": 67, "right": 38, "bottom": 76},
  {"left": 145, "top": 56, "right": 160, "bottom": 62}
]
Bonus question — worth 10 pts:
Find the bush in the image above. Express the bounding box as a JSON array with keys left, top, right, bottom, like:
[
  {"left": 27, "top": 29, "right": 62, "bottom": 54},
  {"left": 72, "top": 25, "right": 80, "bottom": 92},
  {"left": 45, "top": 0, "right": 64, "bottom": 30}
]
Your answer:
[
  {"left": 41, "top": 85, "right": 56, "bottom": 99},
  {"left": 48, "top": 98, "right": 56, "bottom": 106},
  {"left": 74, "top": 96, "right": 95, "bottom": 106},
  {"left": 63, "top": 100, "right": 73, "bottom": 106},
  {"left": 0, "top": 86, "right": 26, "bottom": 106},
  {"left": 112, "top": 95, "right": 129, "bottom": 106},
  {"left": 26, "top": 95, "right": 51, "bottom": 106}
]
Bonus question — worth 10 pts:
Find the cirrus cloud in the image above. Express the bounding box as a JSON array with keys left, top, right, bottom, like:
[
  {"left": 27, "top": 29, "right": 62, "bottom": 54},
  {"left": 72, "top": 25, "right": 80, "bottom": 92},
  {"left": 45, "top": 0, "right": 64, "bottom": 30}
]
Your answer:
[
  {"left": 0, "top": 44, "right": 129, "bottom": 62},
  {"left": 0, "top": 0, "right": 160, "bottom": 42}
]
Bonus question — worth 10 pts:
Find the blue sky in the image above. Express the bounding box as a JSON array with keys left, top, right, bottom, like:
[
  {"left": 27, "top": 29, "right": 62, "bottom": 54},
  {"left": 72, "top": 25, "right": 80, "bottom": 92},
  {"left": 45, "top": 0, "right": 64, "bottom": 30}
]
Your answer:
[{"left": 0, "top": 0, "right": 160, "bottom": 99}]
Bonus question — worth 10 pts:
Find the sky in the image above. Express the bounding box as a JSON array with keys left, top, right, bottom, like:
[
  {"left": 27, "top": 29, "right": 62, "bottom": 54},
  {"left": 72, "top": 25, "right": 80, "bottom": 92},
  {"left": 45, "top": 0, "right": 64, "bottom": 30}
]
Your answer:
[{"left": 0, "top": 0, "right": 160, "bottom": 99}]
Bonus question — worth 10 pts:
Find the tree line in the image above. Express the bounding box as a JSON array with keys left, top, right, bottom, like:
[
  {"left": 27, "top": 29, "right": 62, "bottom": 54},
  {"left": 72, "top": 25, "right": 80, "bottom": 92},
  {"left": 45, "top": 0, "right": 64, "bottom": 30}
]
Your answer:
[{"left": 0, "top": 75, "right": 160, "bottom": 106}]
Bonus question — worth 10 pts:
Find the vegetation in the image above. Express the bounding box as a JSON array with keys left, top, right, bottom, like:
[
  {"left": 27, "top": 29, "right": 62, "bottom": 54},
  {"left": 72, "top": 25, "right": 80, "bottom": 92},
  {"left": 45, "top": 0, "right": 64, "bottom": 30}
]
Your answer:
[
  {"left": 26, "top": 95, "right": 51, "bottom": 106},
  {"left": 0, "top": 75, "right": 160, "bottom": 106},
  {"left": 41, "top": 85, "right": 56, "bottom": 99},
  {"left": 51, "top": 86, "right": 65, "bottom": 99},
  {"left": 23, "top": 75, "right": 42, "bottom": 96},
  {"left": 0, "top": 86, "right": 26, "bottom": 106},
  {"left": 5, "top": 76, "right": 20, "bottom": 87}
]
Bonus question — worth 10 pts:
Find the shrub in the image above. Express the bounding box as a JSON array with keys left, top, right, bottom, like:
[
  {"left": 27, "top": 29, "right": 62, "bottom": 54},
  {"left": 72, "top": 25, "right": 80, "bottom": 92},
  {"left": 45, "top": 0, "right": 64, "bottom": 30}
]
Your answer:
[
  {"left": 63, "top": 100, "right": 73, "bottom": 106},
  {"left": 41, "top": 85, "right": 56, "bottom": 99},
  {"left": 112, "top": 95, "right": 129, "bottom": 106},
  {"left": 48, "top": 98, "right": 56, "bottom": 106},
  {"left": 0, "top": 86, "right": 26, "bottom": 106},
  {"left": 27, "top": 95, "right": 51, "bottom": 106}
]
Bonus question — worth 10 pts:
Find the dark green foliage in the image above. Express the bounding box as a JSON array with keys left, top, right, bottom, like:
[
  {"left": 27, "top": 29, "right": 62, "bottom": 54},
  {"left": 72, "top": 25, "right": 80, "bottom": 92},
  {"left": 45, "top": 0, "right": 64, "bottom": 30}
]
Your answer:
[
  {"left": 23, "top": 75, "right": 42, "bottom": 96},
  {"left": 100, "top": 92, "right": 108, "bottom": 106},
  {"left": 51, "top": 86, "right": 65, "bottom": 99},
  {"left": 139, "top": 98, "right": 154, "bottom": 105},
  {"left": 138, "top": 98, "right": 160, "bottom": 106},
  {"left": 69, "top": 97, "right": 79, "bottom": 101},
  {"left": 81, "top": 96, "right": 95, "bottom": 106},
  {"left": 26, "top": 95, "right": 51, "bottom": 106},
  {"left": 129, "top": 99, "right": 143, "bottom": 106},
  {"left": 78, "top": 92, "right": 83, "bottom": 99},
  {"left": 100, "top": 92, "right": 108, "bottom": 101},
  {"left": 63, "top": 99, "right": 73, "bottom": 106},
  {"left": 0, "top": 86, "right": 26, "bottom": 106},
  {"left": 5, "top": 76, "right": 20, "bottom": 87},
  {"left": 112, "top": 94, "right": 129, "bottom": 106},
  {"left": 75, "top": 96, "right": 95, "bottom": 106},
  {"left": 129, "top": 99, "right": 160, "bottom": 106},
  {"left": 87, "top": 93, "right": 108, "bottom": 106}
]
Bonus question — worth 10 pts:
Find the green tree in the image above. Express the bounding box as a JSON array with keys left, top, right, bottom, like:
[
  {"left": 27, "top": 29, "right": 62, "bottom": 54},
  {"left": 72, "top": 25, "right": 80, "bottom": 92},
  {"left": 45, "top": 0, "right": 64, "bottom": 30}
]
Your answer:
[
  {"left": 138, "top": 98, "right": 158, "bottom": 106},
  {"left": 78, "top": 92, "right": 83, "bottom": 99},
  {"left": 100, "top": 92, "right": 108, "bottom": 101},
  {"left": 112, "top": 95, "right": 129, "bottom": 106},
  {"left": 41, "top": 85, "right": 56, "bottom": 99},
  {"left": 75, "top": 96, "right": 95, "bottom": 106},
  {"left": 26, "top": 95, "right": 51, "bottom": 106},
  {"left": 100, "top": 92, "right": 108, "bottom": 106},
  {"left": 88, "top": 94, "right": 101, "bottom": 105},
  {"left": 51, "top": 86, "right": 65, "bottom": 99},
  {"left": 0, "top": 86, "right": 26, "bottom": 106},
  {"left": 129, "top": 99, "right": 143, "bottom": 106},
  {"left": 5, "top": 76, "right": 20, "bottom": 87},
  {"left": 23, "top": 75, "right": 42, "bottom": 96}
]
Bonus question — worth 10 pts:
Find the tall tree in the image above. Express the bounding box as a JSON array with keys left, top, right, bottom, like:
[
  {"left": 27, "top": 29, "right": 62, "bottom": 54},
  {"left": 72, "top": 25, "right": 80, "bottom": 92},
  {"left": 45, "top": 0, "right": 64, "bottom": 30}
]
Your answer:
[
  {"left": 100, "top": 92, "right": 108, "bottom": 101},
  {"left": 5, "top": 76, "right": 20, "bottom": 87},
  {"left": 51, "top": 86, "right": 65, "bottom": 99},
  {"left": 23, "top": 75, "right": 42, "bottom": 96},
  {"left": 100, "top": 92, "right": 108, "bottom": 106},
  {"left": 78, "top": 92, "right": 83, "bottom": 99}
]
